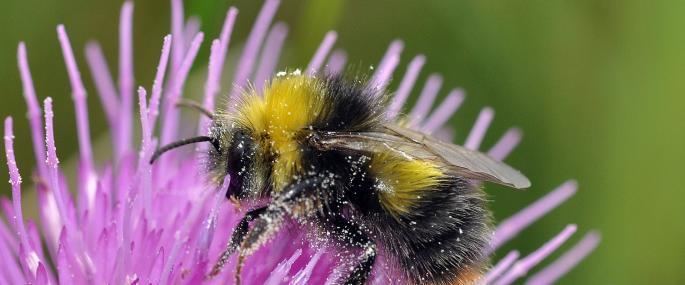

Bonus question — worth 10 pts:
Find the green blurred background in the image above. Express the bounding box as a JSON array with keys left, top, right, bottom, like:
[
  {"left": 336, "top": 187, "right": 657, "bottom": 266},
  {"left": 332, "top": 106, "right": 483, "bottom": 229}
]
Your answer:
[{"left": 1, "top": 0, "right": 684, "bottom": 284}]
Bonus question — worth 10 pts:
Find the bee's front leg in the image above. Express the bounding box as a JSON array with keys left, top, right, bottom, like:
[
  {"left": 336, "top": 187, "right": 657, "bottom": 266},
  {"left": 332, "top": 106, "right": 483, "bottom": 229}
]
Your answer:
[
  {"left": 231, "top": 176, "right": 329, "bottom": 284},
  {"left": 238, "top": 176, "right": 327, "bottom": 252},
  {"left": 207, "top": 206, "right": 267, "bottom": 278}
]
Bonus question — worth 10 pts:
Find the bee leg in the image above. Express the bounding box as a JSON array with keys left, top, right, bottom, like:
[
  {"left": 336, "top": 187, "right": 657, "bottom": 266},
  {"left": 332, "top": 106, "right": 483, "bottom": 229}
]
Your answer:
[
  {"left": 330, "top": 218, "right": 376, "bottom": 285},
  {"left": 231, "top": 207, "right": 289, "bottom": 285},
  {"left": 233, "top": 177, "right": 327, "bottom": 283},
  {"left": 207, "top": 206, "right": 267, "bottom": 278}
]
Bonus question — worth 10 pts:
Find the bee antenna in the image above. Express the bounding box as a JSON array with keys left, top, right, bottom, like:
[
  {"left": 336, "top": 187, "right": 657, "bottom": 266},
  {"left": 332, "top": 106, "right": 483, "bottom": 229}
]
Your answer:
[
  {"left": 150, "top": 136, "right": 220, "bottom": 164},
  {"left": 175, "top": 99, "right": 214, "bottom": 119}
]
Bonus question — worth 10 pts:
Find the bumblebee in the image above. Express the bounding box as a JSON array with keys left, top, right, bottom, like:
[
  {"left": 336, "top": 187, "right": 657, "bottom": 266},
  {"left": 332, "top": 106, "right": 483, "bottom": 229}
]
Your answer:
[{"left": 151, "top": 73, "right": 530, "bottom": 284}]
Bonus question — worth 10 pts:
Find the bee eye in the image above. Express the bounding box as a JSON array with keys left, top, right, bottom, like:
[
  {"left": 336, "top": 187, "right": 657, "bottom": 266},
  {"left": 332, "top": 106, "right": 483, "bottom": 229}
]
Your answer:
[{"left": 225, "top": 129, "right": 255, "bottom": 198}]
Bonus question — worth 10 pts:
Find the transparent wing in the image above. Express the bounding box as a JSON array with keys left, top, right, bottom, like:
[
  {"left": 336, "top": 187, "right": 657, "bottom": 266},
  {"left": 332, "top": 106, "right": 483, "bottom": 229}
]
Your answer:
[{"left": 314, "top": 124, "right": 531, "bottom": 189}]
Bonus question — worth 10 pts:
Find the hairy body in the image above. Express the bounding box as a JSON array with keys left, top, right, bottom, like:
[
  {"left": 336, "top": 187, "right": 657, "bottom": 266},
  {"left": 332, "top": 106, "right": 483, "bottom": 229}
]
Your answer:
[{"left": 204, "top": 74, "right": 493, "bottom": 284}]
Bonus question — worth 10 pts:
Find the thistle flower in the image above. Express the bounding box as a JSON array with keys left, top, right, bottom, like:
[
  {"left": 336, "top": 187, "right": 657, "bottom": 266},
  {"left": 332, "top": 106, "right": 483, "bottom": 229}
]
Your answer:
[{"left": 0, "top": 0, "right": 599, "bottom": 284}]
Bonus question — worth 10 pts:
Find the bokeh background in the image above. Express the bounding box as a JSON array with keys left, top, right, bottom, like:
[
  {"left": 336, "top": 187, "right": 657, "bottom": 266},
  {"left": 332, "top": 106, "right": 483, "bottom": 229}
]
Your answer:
[{"left": 1, "top": 0, "right": 684, "bottom": 284}]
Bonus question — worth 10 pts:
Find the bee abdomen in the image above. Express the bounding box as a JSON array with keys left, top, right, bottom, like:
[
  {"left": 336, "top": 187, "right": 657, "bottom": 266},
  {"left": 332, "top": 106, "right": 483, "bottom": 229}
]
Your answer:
[{"left": 372, "top": 177, "right": 492, "bottom": 285}]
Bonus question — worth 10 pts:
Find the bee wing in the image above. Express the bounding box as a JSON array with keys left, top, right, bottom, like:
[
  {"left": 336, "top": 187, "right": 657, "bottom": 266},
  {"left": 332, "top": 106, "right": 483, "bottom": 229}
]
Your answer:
[
  {"left": 383, "top": 124, "right": 530, "bottom": 189},
  {"left": 315, "top": 124, "right": 531, "bottom": 189}
]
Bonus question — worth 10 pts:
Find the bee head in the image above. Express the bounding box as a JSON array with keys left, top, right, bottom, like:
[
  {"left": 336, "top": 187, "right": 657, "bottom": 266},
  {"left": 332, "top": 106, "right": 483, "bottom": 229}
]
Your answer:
[{"left": 205, "top": 121, "right": 269, "bottom": 200}]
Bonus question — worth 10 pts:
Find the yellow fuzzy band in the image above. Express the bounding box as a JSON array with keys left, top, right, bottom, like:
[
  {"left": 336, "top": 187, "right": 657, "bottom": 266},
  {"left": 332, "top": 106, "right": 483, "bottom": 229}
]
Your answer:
[
  {"left": 370, "top": 152, "right": 443, "bottom": 216},
  {"left": 237, "top": 75, "right": 325, "bottom": 191}
]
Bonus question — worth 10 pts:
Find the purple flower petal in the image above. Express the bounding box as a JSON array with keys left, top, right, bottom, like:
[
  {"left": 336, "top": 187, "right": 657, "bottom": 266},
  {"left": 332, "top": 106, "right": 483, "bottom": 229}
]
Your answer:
[
  {"left": 85, "top": 42, "right": 120, "bottom": 133},
  {"left": 265, "top": 249, "right": 302, "bottom": 285},
  {"left": 161, "top": 32, "right": 204, "bottom": 145},
  {"left": 229, "top": 0, "right": 281, "bottom": 103},
  {"left": 254, "top": 23, "right": 289, "bottom": 92},
  {"left": 526, "top": 231, "right": 601, "bottom": 285},
  {"left": 199, "top": 8, "right": 238, "bottom": 134},
  {"left": 184, "top": 17, "right": 201, "bottom": 48},
  {"left": 306, "top": 31, "right": 338, "bottom": 75},
  {"left": 4, "top": 117, "right": 41, "bottom": 277},
  {"left": 488, "top": 127, "right": 523, "bottom": 161},
  {"left": 170, "top": 0, "right": 185, "bottom": 72},
  {"left": 386, "top": 55, "right": 426, "bottom": 120},
  {"left": 368, "top": 40, "right": 404, "bottom": 91},
  {"left": 483, "top": 250, "right": 519, "bottom": 284},
  {"left": 492, "top": 225, "right": 577, "bottom": 285},
  {"left": 57, "top": 25, "right": 97, "bottom": 211},
  {"left": 491, "top": 180, "right": 578, "bottom": 252},
  {"left": 16, "top": 43, "right": 46, "bottom": 177},
  {"left": 148, "top": 35, "right": 172, "bottom": 132},
  {"left": 408, "top": 73, "right": 442, "bottom": 126},
  {"left": 421, "top": 88, "right": 465, "bottom": 133},
  {"left": 464, "top": 107, "right": 495, "bottom": 150},
  {"left": 324, "top": 49, "right": 347, "bottom": 76},
  {"left": 291, "top": 251, "right": 324, "bottom": 285},
  {"left": 117, "top": 1, "right": 135, "bottom": 157}
]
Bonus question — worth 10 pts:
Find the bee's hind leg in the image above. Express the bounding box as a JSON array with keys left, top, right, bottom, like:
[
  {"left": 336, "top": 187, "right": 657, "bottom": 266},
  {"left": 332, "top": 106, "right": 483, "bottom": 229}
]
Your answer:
[{"left": 329, "top": 217, "right": 377, "bottom": 285}]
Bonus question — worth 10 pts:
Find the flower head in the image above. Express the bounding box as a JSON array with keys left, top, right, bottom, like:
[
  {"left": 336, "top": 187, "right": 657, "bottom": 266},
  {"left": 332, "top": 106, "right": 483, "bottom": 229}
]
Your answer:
[{"left": 1, "top": 0, "right": 598, "bottom": 284}]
